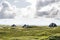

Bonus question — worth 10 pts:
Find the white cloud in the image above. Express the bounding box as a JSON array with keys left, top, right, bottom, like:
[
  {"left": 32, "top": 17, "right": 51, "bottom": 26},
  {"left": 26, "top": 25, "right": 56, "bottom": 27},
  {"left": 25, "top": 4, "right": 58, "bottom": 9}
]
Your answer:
[
  {"left": 0, "top": 1, "right": 16, "bottom": 19},
  {"left": 0, "top": 0, "right": 36, "bottom": 19},
  {"left": 15, "top": 0, "right": 37, "bottom": 18}
]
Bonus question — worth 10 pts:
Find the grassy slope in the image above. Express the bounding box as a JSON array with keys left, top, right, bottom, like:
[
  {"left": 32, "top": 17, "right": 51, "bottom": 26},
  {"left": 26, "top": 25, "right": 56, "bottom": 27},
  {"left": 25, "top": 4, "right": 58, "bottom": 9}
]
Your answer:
[{"left": 0, "top": 26, "right": 60, "bottom": 40}]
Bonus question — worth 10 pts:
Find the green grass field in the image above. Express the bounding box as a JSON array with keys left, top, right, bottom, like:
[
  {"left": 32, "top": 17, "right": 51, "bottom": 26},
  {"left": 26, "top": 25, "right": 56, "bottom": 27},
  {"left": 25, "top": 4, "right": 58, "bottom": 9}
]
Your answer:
[{"left": 0, "top": 25, "right": 60, "bottom": 40}]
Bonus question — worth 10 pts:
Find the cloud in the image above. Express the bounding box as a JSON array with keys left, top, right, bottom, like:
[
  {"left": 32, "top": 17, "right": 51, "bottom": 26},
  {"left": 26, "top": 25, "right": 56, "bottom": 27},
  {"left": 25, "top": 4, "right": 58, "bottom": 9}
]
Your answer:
[
  {"left": 0, "top": 1, "right": 16, "bottom": 19},
  {"left": 37, "top": 0, "right": 60, "bottom": 10},
  {"left": 0, "top": 0, "right": 60, "bottom": 19},
  {"left": 0, "top": 0, "right": 32, "bottom": 19},
  {"left": 36, "top": 0, "right": 60, "bottom": 19},
  {"left": 6, "top": 0, "right": 31, "bottom": 8},
  {"left": 15, "top": 0, "right": 37, "bottom": 18}
]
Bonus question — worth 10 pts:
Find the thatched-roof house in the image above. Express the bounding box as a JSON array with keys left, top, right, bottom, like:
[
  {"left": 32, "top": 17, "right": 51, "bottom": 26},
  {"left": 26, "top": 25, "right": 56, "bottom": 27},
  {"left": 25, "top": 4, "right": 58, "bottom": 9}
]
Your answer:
[{"left": 49, "top": 23, "right": 57, "bottom": 27}]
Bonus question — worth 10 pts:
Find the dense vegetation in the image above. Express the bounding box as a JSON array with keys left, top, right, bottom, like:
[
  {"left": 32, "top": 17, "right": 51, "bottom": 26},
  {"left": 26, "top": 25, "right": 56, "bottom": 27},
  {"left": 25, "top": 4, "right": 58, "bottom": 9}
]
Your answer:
[{"left": 0, "top": 25, "right": 60, "bottom": 40}]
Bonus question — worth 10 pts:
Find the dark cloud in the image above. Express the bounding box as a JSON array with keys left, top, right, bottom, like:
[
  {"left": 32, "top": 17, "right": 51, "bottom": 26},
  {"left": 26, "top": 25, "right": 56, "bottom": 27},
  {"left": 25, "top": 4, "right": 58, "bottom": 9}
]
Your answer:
[
  {"left": 37, "top": 0, "right": 60, "bottom": 10},
  {"left": 36, "top": 0, "right": 60, "bottom": 19},
  {"left": 36, "top": 7, "right": 60, "bottom": 18},
  {"left": 36, "top": 11, "right": 49, "bottom": 17}
]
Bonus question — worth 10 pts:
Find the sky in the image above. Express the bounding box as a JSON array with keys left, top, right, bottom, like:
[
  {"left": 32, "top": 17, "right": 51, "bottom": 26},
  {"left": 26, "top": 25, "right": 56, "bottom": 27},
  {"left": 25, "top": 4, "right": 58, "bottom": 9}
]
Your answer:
[{"left": 0, "top": 0, "right": 60, "bottom": 25}]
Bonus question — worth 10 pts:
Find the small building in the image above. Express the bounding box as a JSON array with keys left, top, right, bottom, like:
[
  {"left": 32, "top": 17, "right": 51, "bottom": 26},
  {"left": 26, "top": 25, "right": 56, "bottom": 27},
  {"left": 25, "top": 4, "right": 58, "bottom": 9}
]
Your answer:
[
  {"left": 11, "top": 24, "right": 16, "bottom": 27},
  {"left": 49, "top": 23, "right": 57, "bottom": 27},
  {"left": 22, "top": 24, "right": 32, "bottom": 28}
]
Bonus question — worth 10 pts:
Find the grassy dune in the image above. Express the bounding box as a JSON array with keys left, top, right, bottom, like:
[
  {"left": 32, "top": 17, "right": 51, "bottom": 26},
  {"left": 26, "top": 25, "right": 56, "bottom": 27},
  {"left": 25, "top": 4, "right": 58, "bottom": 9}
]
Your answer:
[{"left": 0, "top": 25, "right": 60, "bottom": 40}]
